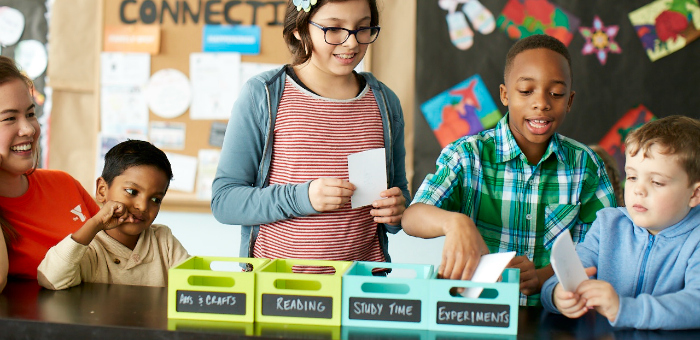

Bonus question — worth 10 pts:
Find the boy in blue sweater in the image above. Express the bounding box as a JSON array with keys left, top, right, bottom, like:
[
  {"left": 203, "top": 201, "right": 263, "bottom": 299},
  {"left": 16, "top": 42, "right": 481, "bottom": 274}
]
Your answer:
[{"left": 541, "top": 115, "right": 700, "bottom": 329}]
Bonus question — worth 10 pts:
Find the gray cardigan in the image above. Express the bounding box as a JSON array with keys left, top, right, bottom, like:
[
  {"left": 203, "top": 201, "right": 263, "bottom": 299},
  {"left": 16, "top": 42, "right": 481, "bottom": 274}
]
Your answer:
[{"left": 211, "top": 66, "right": 410, "bottom": 262}]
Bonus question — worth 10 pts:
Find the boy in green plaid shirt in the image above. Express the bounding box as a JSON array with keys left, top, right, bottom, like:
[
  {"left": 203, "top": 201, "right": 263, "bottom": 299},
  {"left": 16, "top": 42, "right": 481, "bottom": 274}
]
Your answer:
[{"left": 403, "top": 35, "right": 617, "bottom": 306}]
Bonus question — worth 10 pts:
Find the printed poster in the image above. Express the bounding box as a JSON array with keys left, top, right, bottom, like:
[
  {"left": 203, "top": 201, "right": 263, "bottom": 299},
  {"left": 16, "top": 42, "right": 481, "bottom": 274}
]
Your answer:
[
  {"left": 497, "top": 0, "right": 581, "bottom": 46},
  {"left": 629, "top": 0, "right": 700, "bottom": 61},
  {"left": 420, "top": 74, "right": 501, "bottom": 148},
  {"left": 598, "top": 105, "right": 657, "bottom": 176}
]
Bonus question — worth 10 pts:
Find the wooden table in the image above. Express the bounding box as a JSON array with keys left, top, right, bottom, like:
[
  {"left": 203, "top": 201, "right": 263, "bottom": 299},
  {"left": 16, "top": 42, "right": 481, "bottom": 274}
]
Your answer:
[{"left": 1, "top": 279, "right": 698, "bottom": 339}]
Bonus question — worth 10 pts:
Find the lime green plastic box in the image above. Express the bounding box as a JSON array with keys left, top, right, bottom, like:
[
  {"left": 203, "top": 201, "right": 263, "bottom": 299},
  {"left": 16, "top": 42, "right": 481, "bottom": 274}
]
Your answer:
[
  {"left": 255, "top": 258, "right": 352, "bottom": 326},
  {"left": 428, "top": 268, "right": 520, "bottom": 335},
  {"left": 167, "top": 256, "right": 269, "bottom": 323}
]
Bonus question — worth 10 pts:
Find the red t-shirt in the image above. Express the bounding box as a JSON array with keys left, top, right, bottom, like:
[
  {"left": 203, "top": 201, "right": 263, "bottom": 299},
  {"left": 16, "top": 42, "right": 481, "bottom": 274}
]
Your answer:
[{"left": 0, "top": 169, "right": 100, "bottom": 279}]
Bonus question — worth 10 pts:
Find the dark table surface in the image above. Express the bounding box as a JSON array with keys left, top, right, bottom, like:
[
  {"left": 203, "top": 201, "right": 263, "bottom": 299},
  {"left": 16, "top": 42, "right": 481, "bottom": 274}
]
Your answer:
[{"left": 1, "top": 279, "right": 698, "bottom": 340}]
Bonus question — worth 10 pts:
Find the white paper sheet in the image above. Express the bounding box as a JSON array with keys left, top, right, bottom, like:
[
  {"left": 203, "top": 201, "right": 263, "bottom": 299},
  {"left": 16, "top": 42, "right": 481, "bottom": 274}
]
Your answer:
[
  {"left": 347, "top": 148, "right": 387, "bottom": 209},
  {"left": 100, "top": 52, "right": 151, "bottom": 85},
  {"left": 196, "top": 149, "right": 221, "bottom": 200},
  {"left": 165, "top": 152, "right": 198, "bottom": 193},
  {"left": 146, "top": 68, "right": 191, "bottom": 119},
  {"left": 101, "top": 85, "right": 149, "bottom": 136},
  {"left": 0, "top": 6, "right": 25, "bottom": 46},
  {"left": 149, "top": 121, "right": 186, "bottom": 150},
  {"left": 462, "top": 251, "right": 516, "bottom": 298},
  {"left": 190, "top": 53, "right": 241, "bottom": 120}
]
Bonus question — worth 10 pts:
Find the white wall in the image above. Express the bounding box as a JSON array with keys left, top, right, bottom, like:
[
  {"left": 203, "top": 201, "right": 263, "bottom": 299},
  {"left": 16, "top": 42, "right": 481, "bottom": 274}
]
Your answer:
[{"left": 155, "top": 211, "right": 445, "bottom": 267}]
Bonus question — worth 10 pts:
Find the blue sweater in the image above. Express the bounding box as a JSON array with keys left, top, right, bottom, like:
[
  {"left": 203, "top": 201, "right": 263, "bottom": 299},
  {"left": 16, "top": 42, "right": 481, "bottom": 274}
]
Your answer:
[
  {"left": 210, "top": 67, "right": 410, "bottom": 261},
  {"left": 541, "top": 206, "right": 700, "bottom": 330}
]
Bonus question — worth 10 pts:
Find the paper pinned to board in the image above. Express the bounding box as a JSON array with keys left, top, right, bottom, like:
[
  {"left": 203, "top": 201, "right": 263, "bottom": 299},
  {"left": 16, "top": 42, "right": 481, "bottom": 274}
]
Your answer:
[
  {"left": 462, "top": 251, "right": 516, "bottom": 298},
  {"left": 347, "top": 148, "right": 387, "bottom": 209}
]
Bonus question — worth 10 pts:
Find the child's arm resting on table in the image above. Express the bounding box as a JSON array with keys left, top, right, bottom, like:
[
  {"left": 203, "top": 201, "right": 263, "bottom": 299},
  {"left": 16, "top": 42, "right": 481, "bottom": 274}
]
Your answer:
[{"left": 37, "top": 202, "right": 128, "bottom": 290}]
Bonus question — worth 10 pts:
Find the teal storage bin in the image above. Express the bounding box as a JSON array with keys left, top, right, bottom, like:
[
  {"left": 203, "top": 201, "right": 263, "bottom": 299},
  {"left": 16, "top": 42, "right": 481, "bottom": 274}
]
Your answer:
[
  {"left": 341, "top": 261, "right": 434, "bottom": 329},
  {"left": 428, "top": 268, "right": 519, "bottom": 335}
]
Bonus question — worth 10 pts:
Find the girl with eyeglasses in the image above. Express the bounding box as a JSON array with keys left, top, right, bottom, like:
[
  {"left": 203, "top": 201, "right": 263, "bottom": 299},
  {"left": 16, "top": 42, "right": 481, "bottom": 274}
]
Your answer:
[{"left": 212, "top": 0, "right": 409, "bottom": 271}]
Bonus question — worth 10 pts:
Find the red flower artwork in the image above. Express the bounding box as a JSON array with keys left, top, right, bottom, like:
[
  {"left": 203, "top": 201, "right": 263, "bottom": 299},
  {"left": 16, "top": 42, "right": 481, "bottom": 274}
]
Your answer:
[{"left": 655, "top": 10, "right": 688, "bottom": 42}]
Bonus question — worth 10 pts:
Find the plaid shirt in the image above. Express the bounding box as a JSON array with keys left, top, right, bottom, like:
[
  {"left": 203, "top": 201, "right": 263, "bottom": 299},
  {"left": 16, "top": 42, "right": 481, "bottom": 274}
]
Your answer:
[{"left": 413, "top": 113, "right": 617, "bottom": 306}]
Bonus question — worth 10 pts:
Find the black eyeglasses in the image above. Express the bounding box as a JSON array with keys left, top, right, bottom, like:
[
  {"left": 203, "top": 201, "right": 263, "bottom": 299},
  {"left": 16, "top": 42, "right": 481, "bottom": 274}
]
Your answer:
[{"left": 309, "top": 21, "right": 381, "bottom": 45}]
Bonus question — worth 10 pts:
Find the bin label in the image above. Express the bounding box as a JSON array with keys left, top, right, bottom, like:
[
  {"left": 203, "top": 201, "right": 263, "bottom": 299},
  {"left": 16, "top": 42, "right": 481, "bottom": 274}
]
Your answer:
[
  {"left": 348, "top": 297, "right": 421, "bottom": 322},
  {"left": 176, "top": 290, "right": 246, "bottom": 315},
  {"left": 436, "top": 301, "right": 510, "bottom": 327},
  {"left": 262, "top": 293, "right": 333, "bottom": 319}
]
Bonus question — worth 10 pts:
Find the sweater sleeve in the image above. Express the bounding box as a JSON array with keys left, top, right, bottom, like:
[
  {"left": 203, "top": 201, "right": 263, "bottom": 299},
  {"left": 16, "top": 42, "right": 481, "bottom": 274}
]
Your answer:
[
  {"left": 210, "top": 75, "right": 317, "bottom": 226},
  {"left": 380, "top": 81, "right": 410, "bottom": 235},
  {"left": 611, "top": 244, "right": 700, "bottom": 330},
  {"left": 541, "top": 212, "right": 604, "bottom": 312},
  {"left": 37, "top": 235, "right": 90, "bottom": 290}
]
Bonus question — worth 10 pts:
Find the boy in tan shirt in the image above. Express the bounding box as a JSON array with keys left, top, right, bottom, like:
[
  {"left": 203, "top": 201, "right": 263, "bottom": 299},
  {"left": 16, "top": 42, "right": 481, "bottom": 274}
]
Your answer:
[{"left": 38, "top": 140, "right": 189, "bottom": 289}]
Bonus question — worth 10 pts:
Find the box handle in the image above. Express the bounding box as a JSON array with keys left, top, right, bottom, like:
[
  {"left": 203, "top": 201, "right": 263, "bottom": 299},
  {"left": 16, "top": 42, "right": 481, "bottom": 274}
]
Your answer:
[
  {"left": 361, "top": 282, "right": 410, "bottom": 294},
  {"left": 187, "top": 275, "right": 235, "bottom": 288},
  {"left": 273, "top": 278, "right": 322, "bottom": 291}
]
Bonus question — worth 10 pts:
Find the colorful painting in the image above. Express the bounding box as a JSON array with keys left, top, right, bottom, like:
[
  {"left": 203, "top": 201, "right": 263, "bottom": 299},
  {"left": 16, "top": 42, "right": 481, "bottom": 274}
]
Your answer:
[
  {"left": 598, "top": 105, "right": 657, "bottom": 177},
  {"left": 629, "top": 0, "right": 700, "bottom": 61},
  {"left": 496, "top": 0, "right": 581, "bottom": 46},
  {"left": 580, "top": 16, "right": 621, "bottom": 65},
  {"left": 421, "top": 74, "right": 501, "bottom": 147}
]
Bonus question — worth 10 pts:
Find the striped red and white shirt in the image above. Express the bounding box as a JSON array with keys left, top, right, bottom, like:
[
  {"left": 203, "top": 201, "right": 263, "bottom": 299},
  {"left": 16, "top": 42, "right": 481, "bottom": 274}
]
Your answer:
[{"left": 253, "top": 78, "right": 386, "bottom": 273}]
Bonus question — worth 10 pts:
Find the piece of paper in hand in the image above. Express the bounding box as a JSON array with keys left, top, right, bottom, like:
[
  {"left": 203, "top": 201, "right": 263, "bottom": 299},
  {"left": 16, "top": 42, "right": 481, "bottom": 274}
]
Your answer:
[
  {"left": 550, "top": 229, "right": 589, "bottom": 292},
  {"left": 347, "top": 148, "right": 387, "bottom": 209},
  {"left": 462, "top": 251, "right": 516, "bottom": 298}
]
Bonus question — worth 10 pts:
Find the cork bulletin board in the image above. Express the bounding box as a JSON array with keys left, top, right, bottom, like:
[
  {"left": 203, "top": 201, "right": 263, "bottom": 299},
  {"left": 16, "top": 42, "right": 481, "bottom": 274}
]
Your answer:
[{"left": 100, "top": 0, "right": 292, "bottom": 211}]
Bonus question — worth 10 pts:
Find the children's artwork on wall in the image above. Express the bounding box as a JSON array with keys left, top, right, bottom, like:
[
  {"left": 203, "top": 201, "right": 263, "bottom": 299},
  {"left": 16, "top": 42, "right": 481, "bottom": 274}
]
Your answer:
[
  {"left": 497, "top": 0, "right": 581, "bottom": 46},
  {"left": 420, "top": 74, "right": 501, "bottom": 147},
  {"left": 579, "top": 16, "right": 621, "bottom": 65},
  {"left": 629, "top": 0, "right": 700, "bottom": 61},
  {"left": 439, "top": 0, "right": 495, "bottom": 50},
  {"left": 598, "top": 105, "right": 656, "bottom": 176}
]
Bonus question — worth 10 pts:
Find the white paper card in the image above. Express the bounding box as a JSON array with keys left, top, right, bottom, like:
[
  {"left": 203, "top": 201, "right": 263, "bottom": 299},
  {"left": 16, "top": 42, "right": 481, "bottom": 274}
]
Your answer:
[
  {"left": 462, "top": 251, "right": 516, "bottom": 298},
  {"left": 347, "top": 148, "right": 387, "bottom": 209},
  {"left": 165, "top": 152, "right": 198, "bottom": 193},
  {"left": 551, "top": 229, "right": 589, "bottom": 292}
]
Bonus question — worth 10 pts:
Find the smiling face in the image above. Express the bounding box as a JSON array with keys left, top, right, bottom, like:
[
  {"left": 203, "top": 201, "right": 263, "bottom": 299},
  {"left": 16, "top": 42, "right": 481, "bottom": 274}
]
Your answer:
[
  {"left": 97, "top": 165, "right": 169, "bottom": 246},
  {"left": 0, "top": 78, "right": 39, "bottom": 179},
  {"left": 294, "top": 0, "right": 372, "bottom": 80},
  {"left": 624, "top": 144, "right": 700, "bottom": 234},
  {"left": 499, "top": 48, "right": 575, "bottom": 163}
]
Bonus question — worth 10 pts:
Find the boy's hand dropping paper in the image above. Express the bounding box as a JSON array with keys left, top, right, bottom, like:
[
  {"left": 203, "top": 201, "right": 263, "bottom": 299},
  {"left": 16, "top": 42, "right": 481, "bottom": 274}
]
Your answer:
[
  {"left": 347, "top": 148, "right": 387, "bottom": 209},
  {"left": 461, "top": 252, "right": 516, "bottom": 298}
]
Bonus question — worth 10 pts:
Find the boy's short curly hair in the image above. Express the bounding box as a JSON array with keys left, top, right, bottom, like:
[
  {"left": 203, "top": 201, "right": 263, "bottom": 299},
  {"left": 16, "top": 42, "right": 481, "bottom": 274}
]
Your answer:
[
  {"left": 504, "top": 34, "right": 573, "bottom": 84},
  {"left": 625, "top": 115, "right": 700, "bottom": 184}
]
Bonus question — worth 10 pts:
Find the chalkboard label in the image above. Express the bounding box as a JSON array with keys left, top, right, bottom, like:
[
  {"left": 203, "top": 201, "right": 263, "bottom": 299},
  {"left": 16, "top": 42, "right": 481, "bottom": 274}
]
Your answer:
[
  {"left": 348, "top": 297, "right": 421, "bottom": 323},
  {"left": 436, "top": 302, "right": 510, "bottom": 328},
  {"left": 262, "top": 293, "right": 333, "bottom": 319},
  {"left": 176, "top": 290, "right": 246, "bottom": 315}
]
